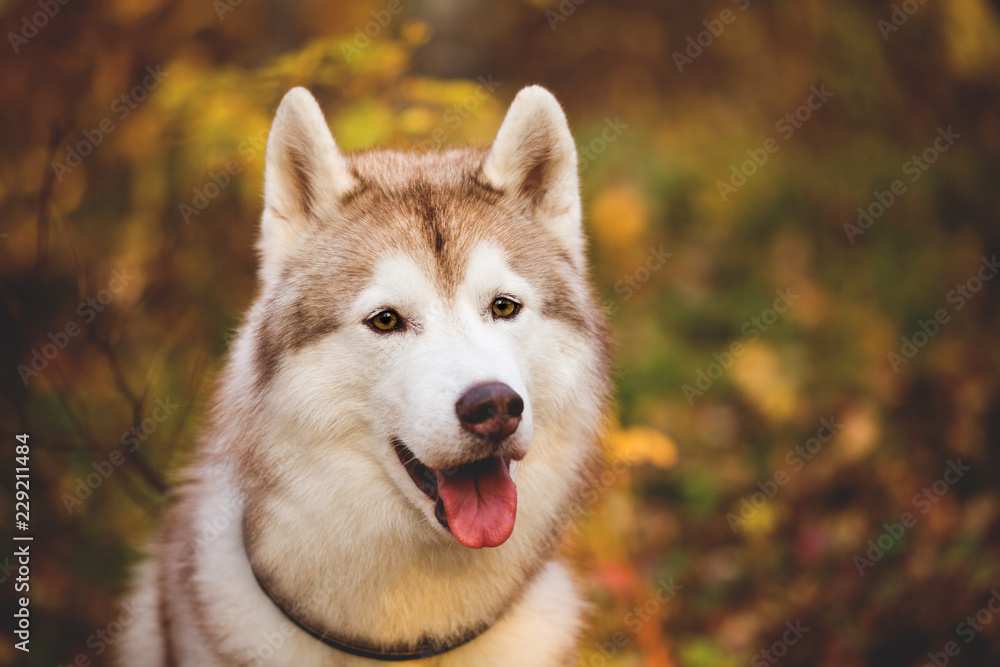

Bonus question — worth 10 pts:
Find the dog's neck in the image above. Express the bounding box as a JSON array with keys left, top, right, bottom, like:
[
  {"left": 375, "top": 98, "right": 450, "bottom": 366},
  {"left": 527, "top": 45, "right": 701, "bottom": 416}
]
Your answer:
[
  {"left": 244, "top": 520, "right": 496, "bottom": 660},
  {"left": 236, "top": 433, "right": 556, "bottom": 651}
]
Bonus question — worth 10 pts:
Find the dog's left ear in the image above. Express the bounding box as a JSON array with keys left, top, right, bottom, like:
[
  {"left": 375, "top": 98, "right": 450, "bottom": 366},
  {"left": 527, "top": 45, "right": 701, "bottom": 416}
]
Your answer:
[
  {"left": 260, "top": 87, "right": 355, "bottom": 286},
  {"left": 484, "top": 86, "right": 583, "bottom": 266}
]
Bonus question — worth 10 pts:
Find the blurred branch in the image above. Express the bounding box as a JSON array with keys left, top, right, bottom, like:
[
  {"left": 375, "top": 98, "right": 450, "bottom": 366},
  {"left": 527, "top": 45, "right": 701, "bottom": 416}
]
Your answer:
[
  {"left": 161, "top": 343, "right": 210, "bottom": 466},
  {"left": 91, "top": 337, "right": 167, "bottom": 494},
  {"left": 142, "top": 309, "right": 196, "bottom": 391},
  {"left": 51, "top": 381, "right": 163, "bottom": 517},
  {"left": 49, "top": 201, "right": 88, "bottom": 300},
  {"left": 35, "top": 122, "right": 70, "bottom": 278},
  {"left": 45, "top": 163, "right": 208, "bottom": 508},
  {"left": 50, "top": 317, "right": 210, "bottom": 516}
]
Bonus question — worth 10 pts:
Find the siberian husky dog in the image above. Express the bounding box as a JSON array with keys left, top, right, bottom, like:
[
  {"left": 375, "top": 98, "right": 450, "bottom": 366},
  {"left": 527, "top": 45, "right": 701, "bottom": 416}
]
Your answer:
[{"left": 118, "top": 85, "right": 612, "bottom": 666}]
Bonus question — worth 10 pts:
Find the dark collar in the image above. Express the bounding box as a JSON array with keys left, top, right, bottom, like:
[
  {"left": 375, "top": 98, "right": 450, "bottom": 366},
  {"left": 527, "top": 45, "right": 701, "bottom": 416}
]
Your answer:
[{"left": 248, "top": 556, "right": 493, "bottom": 662}]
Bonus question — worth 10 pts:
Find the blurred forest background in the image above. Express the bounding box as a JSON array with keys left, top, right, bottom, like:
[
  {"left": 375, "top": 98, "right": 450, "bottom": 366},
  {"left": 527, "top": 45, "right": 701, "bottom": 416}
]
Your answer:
[{"left": 2, "top": 0, "right": 1000, "bottom": 665}]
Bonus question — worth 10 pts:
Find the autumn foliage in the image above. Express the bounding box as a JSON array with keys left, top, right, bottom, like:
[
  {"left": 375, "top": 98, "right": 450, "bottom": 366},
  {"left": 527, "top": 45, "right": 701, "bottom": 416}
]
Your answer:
[{"left": 2, "top": 0, "right": 1000, "bottom": 665}]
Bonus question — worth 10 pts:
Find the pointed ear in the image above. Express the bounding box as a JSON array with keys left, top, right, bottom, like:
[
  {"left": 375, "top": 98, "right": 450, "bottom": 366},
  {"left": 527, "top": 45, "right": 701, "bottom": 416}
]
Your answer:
[
  {"left": 260, "top": 87, "right": 355, "bottom": 284},
  {"left": 483, "top": 86, "right": 583, "bottom": 265}
]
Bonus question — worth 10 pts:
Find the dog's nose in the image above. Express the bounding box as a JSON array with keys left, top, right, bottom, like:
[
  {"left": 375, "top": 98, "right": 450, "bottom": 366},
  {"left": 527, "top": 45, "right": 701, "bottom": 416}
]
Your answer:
[{"left": 455, "top": 382, "right": 523, "bottom": 441}]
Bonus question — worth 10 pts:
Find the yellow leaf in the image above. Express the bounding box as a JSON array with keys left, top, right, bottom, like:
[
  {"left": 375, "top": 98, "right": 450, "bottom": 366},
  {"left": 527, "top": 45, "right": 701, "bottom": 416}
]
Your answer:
[
  {"left": 401, "top": 20, "right": 432, "bottom": 46},
  {"left": 609, "top": 426, "right": 679, "bottom": 469},
  {"left": 730, "top": 343, "right": 797, "bottom": 422},
  {"left": 944, "top": 0, "right": 1000, "bottom": 75},
  {"left": 743, "top": 502, "right": 777, "bottom": 536},
  {"left": 590, "top": 184, "right": 648, "bottom": 251}
]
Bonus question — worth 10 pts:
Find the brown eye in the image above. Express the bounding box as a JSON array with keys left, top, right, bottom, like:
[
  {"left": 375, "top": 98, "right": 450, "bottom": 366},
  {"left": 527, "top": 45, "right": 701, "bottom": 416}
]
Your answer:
[
  {"left": 369, "top": 310, "right": 401, "bottom": 332},
  {"left": 491, "top": 297, "right": 519, "bottom": 319}
]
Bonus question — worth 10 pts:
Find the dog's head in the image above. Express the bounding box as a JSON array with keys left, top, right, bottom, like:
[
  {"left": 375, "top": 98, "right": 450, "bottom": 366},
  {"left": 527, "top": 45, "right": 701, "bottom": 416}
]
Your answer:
[{"left": 241, "top": 86, "right": 610, "bottom": 551}]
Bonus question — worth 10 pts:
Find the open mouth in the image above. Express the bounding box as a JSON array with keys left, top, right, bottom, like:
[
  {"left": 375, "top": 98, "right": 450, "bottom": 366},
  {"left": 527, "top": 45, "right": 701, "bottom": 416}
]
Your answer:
[{"left": 393, "top": 439, "right": 517, "bottom": 549}]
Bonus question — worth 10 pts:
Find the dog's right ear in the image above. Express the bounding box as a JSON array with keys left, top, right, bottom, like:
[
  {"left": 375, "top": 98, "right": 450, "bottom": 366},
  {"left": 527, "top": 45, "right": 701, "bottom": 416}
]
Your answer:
[
  {"left": 483, "top": 86, "right": 584, "bottom": 268},
  {"left": 260, "top": 87, "right": 355, "bottom": 285}
]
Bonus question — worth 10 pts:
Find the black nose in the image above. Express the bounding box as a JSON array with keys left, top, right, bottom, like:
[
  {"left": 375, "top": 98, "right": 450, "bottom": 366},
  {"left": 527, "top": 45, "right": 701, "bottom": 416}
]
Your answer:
[{"left": 455, "top": 382, "right": 523, "bottom": 442}]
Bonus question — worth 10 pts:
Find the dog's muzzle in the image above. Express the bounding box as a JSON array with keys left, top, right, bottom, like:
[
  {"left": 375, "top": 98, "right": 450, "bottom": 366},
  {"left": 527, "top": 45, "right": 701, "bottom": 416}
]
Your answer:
[{"left": 393, "top": 381, "right": 528, "bottom": 550}]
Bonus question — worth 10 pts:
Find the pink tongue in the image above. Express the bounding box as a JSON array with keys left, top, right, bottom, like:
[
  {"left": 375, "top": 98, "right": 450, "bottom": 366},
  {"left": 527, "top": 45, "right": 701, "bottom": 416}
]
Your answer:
[{"left": 435, "top": 457, "right": 517, "bottom": 549}]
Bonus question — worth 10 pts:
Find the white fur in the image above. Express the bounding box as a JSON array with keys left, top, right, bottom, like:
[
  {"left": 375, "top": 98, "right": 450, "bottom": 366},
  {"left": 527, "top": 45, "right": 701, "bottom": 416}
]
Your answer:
[
  {"left": 483, "top": 86, "right": 584, "bottom": 268},
  {"left": 118, "top": 86, "right": 607, "bottom": 666},
  {"left": 259, "top": 87, "right": 356, "bottom": 288},
  {"left": 123, "top": 462, "right": 587, "bottom": 666}
]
